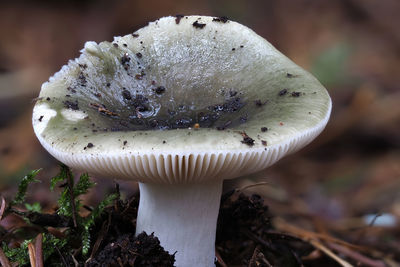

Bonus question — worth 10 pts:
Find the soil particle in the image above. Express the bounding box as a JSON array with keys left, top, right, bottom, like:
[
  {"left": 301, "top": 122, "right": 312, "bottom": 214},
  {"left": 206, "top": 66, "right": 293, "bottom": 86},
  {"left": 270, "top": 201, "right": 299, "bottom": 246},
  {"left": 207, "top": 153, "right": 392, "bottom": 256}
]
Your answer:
[
  {"left": 38, "top": 115, "right": 43, "bottom": 122},
  {"left": 132, "top": 94, "right": 149, "bottom": 112},
  {"left": 291, "top": 91, "right": 301, "bottom": 97},
  {"left": 106, "top": 83, "right": 111, "bottom": 87},
  {"left": 132, "top": 33, "right": 139, "bottom": 38},
  {"left": 212, "top": 16, "right": 229, "bottom": 23},
  {"left": 90, "top": 103, "right": 119, "bottom": 117},
  {"left": 278, "top": 89, "right": 288, "bottom": 96},
  {"left": 86, "top": 232, "right": 175, "bottom": 267},
  {"left": 192, "top": 21, "right": 206, "bottom": 29},
  {"left": 63, "top": 100, "right": 79, "bottom": 110},
  {"left": 175, "top": 14, "right": 184, "bottom": 24},
  {"left": 113, "top": 43, "right": 118, "bottom": 48},
  {"left": 123, "top": 141, "right": 127, "bottom": 146},
  {"left": 46, "top": 97, "right": 51, "bottom": 101},
  {"left": 261, "top": 140, "right": 267, "bottom": 146},
  {"left": 121, "top": 53, "right": 131, "bottom": 70},
  {"left": 87, "top": 143, "right": 94, "bottom": 148},
  {"left": 135, "top": 52, "right": 142, "bottom": 58},
  {"left": 261, "top": 127, "right": 268, "bottom": 132},
  {"left": 239, "top": 131, "right": 255, "bottom": 146},
  {"left": 135, "top": 74, "right": 144, "bottom": 80}
]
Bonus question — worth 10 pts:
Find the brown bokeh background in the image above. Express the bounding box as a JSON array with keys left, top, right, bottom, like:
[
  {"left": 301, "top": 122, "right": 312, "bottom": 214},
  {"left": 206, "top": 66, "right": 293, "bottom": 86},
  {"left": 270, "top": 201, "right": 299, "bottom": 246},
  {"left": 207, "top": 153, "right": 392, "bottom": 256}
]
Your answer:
[{"left": 0, "top": 0, "right": 399, "bottom": 255}]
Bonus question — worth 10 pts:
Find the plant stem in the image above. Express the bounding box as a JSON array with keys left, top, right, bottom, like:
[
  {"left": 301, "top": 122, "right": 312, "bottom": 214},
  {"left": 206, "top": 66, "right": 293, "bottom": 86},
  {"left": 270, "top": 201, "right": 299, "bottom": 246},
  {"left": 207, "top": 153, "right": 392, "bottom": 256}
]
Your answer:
[{"left": 136, "top": 180, "right": 223, "bottom": 267}]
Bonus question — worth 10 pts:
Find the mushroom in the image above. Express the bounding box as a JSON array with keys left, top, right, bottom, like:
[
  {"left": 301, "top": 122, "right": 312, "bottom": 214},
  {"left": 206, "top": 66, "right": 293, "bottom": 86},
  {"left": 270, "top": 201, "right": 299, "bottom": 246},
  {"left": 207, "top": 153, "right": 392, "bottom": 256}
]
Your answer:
[{"left": 32, "top": 16, "right": 331, "bottom": 266}]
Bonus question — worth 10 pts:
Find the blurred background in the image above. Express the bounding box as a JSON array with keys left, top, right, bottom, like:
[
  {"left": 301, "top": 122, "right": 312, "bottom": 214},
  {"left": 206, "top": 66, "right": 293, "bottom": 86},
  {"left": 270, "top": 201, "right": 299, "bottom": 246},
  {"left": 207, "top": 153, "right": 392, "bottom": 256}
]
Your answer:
[{"left": 0, "top": 0, "right": 399, "bottom": 259}]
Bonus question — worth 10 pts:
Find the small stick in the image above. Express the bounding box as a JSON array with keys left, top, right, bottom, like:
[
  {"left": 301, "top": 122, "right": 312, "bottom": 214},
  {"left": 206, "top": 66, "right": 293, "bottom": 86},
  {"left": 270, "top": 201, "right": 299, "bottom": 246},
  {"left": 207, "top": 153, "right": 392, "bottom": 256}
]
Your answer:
[
  {"left": 35, "top": 233, "right": 44, "bottom": 267},
  {"left": 0, "top": 246, "right": 11, "bottom": 267},
  {"left": 215, "top": 250, "right": 227, "bottom": 267},
  {"left": 28, "top": 242, "right": 37, "bottom": 267},
  {"left": 327, "top": 242, "right": 386, "bottom": 267},
  {"left": 54, "top": 245, "right": 68, "bottom": 267},
  {"left": 309, "top": 239, "right": 353, "bottom": 267},
  {"left": 0, "top": 196, "right": 6, "bottom": 220}
]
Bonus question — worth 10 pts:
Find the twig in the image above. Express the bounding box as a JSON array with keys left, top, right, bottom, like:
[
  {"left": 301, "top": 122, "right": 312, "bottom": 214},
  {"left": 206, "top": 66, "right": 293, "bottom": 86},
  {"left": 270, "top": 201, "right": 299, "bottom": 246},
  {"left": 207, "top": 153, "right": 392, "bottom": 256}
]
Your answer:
[
  {"left": 28, "top": 242, "right": 37, "bottom": 267},
  {"left": 0, "top": 246, "right": 11, "bottom": 267},
  {"left": 215, "top": 249, "right": 228, "bottom": 267},
  {"left": 54, "top": 244, "right": 69, "bottom": 267},
  {"left": 309, "top": 239, "right": 353, "bottom": 267},
  {"left": 66, "top": 168, "right": 78, "bottom": 228},
  {"left": 35, "top": 233, "right": 44, "bottom": 267},
  {"left": 85, "top": 212, "right": 111, "bottom": 266},
  {"left": 0, "top": 196, "right": 6, "bottom": 220},
  {"left": 274, "top": 218, "right": 369, "bottom": 251},
  {"left": 328, "top": 242, "right": 386, "bottom": 267}
]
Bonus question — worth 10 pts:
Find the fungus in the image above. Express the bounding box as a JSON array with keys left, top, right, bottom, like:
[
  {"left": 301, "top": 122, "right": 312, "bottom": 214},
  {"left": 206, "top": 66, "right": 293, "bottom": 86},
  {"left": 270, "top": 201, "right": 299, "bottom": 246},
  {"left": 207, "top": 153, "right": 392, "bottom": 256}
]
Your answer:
[{"left": 32, "top": 16, "right": 331, "bottom": 267}]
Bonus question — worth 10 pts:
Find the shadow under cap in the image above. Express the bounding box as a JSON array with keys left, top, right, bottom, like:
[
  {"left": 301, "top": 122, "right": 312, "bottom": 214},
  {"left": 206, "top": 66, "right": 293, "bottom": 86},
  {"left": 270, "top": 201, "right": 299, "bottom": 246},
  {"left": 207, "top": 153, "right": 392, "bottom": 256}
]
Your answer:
[{"left": 32, "top": 15, "right": 331, "bottom": 184}]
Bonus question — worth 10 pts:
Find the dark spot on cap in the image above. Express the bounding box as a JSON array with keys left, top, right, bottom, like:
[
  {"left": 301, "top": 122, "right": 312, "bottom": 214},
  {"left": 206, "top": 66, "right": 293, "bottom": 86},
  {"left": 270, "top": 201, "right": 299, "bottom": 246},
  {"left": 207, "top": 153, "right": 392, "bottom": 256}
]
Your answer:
[
  {"left": 154, "top": 86, "right": 166, "bottom": 95},
  {"left": 67, "top": 86, "right": 77, "bottom": 93},
  {"left": 113, "top": 43, "right": 118, "bottom": 48},
  {"left": 38, "top": 115, "right": 43, "bottom": 122},
  {"left": 78, "top": 72, "right": 87, "bottom": 87},
  {"left": 175, "top": 14, "right": 184, "bottom": 24},
  {"left": 261, "top": 127, "right": 268, "bottom": 132},
  {"left": 123, "top": 44, "right": 127, "bottom": 47},
  {"left": 132, "top": 33, "right": 139, "bottom": 38},
  {"left": 46, "top": 97, "right": 51, "bottom": 101},
  {"left": 254, "top": 100, "right": 267, "bottom": 107},
  {"left": 240, "top": 45, "right": 244, "bottom": 48},
  {"left": 212, "top": 16, "right": 229, "bottom": 23},
  {"left": 79, "top": 64, "right": 87, "bottom": 69},
  {"left": 123, "top": 140, "right": 127, "bottom": 145},
  {"left": 136, "top": 52, "right": 142, "bottom": 58},
  {"left": 278, "top": 89, "right": 288, "bottom": 96},
  {"left": 193, "top": 21, "right": 206, "bottom": 29},
  {"left": 232, "top": 48, "right": 236, "bottom": 51},
  {"left": 106, "top": 83, "right": 111, "bottom": 87},
  {"left": 87, "top": 143, "right": 94, "bottom": 148},
  {"left": 73, "top": 127, "right": 77, "bottom": 130},
  {"left": 229, "top": 90, "right": 238, "bottom": 97},
  {"left": 63, "top": 100, "right": 79, "bottom": 110},
  {"left": 163, "top": 140, "right": 166, "bottom": 144},
  {"left": 122, "top": 89, "right": 132, "bottom": 100}
]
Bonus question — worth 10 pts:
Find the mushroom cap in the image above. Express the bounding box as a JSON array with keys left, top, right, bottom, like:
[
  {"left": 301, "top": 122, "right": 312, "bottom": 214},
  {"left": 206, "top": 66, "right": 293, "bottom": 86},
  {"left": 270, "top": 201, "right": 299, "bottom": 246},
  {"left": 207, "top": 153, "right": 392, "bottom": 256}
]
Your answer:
[{"left": 32, "top": 16, "right": 331, "bottom": 184}]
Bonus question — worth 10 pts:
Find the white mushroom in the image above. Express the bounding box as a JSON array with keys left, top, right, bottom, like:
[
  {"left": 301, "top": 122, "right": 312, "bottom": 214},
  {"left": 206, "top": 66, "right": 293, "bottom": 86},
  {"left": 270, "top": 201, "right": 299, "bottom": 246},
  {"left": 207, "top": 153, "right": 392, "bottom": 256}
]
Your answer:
[{"left": 32, "top": 16, "right": 331, "bottom": 267}]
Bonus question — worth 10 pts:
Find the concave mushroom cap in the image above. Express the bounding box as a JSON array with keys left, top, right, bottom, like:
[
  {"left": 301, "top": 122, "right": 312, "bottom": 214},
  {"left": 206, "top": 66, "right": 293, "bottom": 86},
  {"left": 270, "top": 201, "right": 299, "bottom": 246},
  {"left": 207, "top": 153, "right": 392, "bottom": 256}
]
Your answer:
[{"left": 32, "top": 15, "right": 331, "bottom": 184}]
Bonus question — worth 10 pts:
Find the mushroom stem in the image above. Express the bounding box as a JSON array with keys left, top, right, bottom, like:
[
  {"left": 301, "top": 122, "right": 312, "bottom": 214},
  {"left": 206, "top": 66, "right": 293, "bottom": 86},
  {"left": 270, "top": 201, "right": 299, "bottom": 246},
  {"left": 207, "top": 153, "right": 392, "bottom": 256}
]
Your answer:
[{"left": 136, "top": 180, "right": 223, "bottom": 267}]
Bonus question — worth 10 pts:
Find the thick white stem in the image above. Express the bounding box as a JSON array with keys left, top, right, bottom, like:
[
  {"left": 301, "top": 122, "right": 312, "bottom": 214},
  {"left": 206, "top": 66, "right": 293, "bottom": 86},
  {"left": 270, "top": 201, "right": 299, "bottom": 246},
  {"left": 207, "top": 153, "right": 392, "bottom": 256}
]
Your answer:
[{"left": 136, "top": 180, "right": 223, "bottom": 267}]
